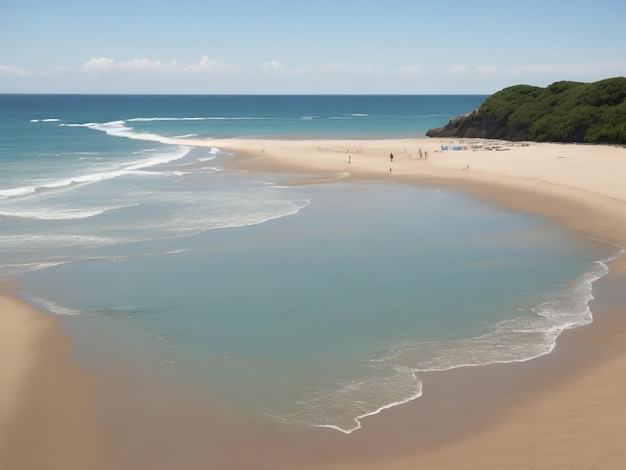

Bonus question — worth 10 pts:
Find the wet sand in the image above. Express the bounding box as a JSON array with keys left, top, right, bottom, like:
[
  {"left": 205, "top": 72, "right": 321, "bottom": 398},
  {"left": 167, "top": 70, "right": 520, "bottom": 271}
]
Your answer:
[{"left": 0, "top": 286, "right": 107, "bottom": 470}]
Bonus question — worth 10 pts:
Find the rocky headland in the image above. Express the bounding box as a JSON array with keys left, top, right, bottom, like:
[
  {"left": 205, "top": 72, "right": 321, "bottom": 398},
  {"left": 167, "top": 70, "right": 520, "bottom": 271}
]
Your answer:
[{"left": 427, "top": 77, "right": 626, "bottom": 144}]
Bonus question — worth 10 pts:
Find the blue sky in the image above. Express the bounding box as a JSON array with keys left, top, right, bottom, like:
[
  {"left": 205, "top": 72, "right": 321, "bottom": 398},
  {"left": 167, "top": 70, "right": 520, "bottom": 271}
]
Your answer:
[{"left": 2, "top": 0, "right": 625, "bottom": 94}]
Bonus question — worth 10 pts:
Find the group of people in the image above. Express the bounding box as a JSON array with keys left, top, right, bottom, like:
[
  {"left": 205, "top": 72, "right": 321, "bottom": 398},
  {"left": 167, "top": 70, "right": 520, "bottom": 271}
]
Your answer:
[
  {"left": 347, "top": 148, "right": 430, "bottom": 173},
  {"left": 390, "top": 148, "right": 430, "bottom": 161}
]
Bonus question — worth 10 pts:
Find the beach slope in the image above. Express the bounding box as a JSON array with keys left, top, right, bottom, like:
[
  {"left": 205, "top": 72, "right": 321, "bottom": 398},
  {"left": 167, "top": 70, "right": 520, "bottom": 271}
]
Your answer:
[{"left": 0, "top": 288, "right": 107, "bottom": 470}]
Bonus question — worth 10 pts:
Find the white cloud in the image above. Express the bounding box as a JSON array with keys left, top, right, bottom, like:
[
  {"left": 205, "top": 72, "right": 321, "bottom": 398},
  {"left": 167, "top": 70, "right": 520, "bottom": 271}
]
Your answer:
[
  {"left": 82, "top": 57, "right": 116, "bottom": 73},
  {"left": 82, "top": 57, "right": 178, "bottom": 74},
  {"left": 82, "top": 55, "right": 248, "bottom": 77},
  {"left": 118, "top": 58, "right": 179, "bottom": 72},
  {"left": 424, "top": 61, "right": 626, "bottom": 91},
  {"left": 475, "top": 65, "right": 500, "bottom": 75},
  {"left": 260, "top": 60, "right": 285, "bottom": 75},
  {"left": 184, "top": 55, "right": 240, "bottom": 75},
  {"left": 443, "top": 64, "right": 467, "bottom": 76},
  {"left": 0, "top": 64, "right": 29, "bottom": 76},
  {"left": 469, "top": 61, "right": 626, "bottom": 80},
  {"left": 509, "top": 61, "right": 626, "bottom": 77},
  {"left": 393, "top": 66, "right": 422, "bottom": 78}
]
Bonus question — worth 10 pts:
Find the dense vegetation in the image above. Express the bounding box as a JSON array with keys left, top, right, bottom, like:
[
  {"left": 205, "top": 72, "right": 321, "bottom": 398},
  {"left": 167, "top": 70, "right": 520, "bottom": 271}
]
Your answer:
[{"left": 478, "top": 77, "right": 626, "bottom": 144}]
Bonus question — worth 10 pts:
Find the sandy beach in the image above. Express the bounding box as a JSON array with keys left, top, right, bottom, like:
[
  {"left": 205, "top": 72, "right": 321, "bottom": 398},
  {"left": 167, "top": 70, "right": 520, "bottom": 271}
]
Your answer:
[
  {"left": 0, "top": 285, "right": 107, "bottom": 469},
  {"left": 2, "top": 136, "right": 626, "bottom": 469}
]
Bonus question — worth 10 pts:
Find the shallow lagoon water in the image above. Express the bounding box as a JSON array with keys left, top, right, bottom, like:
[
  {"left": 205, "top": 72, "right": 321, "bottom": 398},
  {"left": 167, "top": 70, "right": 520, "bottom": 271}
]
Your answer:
[{"left": 17, "top": 166, "right": 617, "bottom": 433}]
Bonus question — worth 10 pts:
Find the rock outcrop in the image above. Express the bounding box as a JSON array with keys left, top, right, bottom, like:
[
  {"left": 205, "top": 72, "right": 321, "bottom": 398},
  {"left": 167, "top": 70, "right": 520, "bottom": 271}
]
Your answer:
[{"left": 426, "top": 110, "right": 528, "bottom": 141}]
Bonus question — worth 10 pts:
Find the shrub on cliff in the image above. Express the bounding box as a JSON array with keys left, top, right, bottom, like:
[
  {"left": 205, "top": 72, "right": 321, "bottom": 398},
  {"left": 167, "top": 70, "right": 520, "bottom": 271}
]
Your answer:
[{"left": 476, "top": 77, "right": 626, "bottom": 144}]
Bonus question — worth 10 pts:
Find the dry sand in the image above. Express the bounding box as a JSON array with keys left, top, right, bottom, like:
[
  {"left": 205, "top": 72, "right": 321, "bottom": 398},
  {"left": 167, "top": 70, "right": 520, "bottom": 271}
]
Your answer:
[{"left": 2, "top": 136, "right": 625, "bottom": 469}]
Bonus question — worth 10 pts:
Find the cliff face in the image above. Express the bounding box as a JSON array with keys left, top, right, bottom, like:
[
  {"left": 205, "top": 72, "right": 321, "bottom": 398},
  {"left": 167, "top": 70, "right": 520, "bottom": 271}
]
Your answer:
[{"left": 426, "top": 110, "right": 528, "bottom": 141}]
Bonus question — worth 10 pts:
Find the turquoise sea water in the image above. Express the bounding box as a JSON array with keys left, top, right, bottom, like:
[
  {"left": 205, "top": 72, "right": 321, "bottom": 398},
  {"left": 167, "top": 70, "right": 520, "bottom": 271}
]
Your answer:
[{"left": 0, "top": 95, "right": 620, "bottom": 433}]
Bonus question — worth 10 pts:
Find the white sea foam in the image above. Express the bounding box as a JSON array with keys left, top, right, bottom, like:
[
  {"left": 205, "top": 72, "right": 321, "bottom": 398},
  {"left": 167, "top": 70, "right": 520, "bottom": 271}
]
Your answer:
[
  {"left": 281, "top": 364, "right": 422, "bottom": 434},
  {"left": 122, "top": 147, "right": 191, "bottom": 171},
  {"left": 0, "top": 248, "right": 189, "bottom": 280},
  {"left": 0, "top": 233, "right": 124, "bottom": 250},
  {"left": 140, "top": 196, "right": 311, "bottom": 239},
  {"left": 381, "top": 257, "right": 611, "bottom": 374},
  {"left": 73, "top": 120, "right": 201, "bottom": 164},
  {"left": 230, "top": 116, "right": 279, "bottom": 120},
  {"left": 126, "top": 116, "right": 279, "bottom": 122},
  {"left": 0, "top": 261, "right": 69, "bottom": 276},
  {"left": 0, "top": 204, "right": 134, "bottom": 221},
  {"left": 26, "top": 296, "right": 85, "bottom": 316},
  {"left": 79, "top": 249, "right": 190, "bottom": 263},
  {"left": 0, "top": 186, "right": 38, "bottom": 199},
  {"left": 87, "top": 120, "right": 168, "bottom": 143},
  {"left": 299, "top": 248, "right": 622, "bottom": 434},
  {"left": 0, "top": 145, "right": 190, "bottom": 202},
  {"left": 61, "top": 120, "right": 160, "bottom": 143},
  {"left": 61, "top": 123, "right": 97, "bottom": 127},
  {"left": 128, "top": 117, "right": 206, "bottom": 122}
]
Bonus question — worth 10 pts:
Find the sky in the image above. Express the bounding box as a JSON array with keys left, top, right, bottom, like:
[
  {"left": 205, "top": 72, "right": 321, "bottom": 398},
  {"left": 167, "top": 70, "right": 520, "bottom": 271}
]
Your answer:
[{"left": 1, "top": 0, "right": 625, "bottom": 94}]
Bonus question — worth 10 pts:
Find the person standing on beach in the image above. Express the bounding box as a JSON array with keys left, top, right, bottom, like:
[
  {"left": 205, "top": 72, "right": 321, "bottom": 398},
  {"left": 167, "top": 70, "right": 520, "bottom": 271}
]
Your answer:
[{"left": 390, "top": 152, "right": 394, "bottom": 162}]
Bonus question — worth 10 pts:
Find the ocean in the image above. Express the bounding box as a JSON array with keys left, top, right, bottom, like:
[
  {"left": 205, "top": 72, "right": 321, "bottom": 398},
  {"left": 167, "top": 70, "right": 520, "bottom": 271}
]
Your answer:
[{"left": 0, "top": 94, "right": 620, "bottom": 434}]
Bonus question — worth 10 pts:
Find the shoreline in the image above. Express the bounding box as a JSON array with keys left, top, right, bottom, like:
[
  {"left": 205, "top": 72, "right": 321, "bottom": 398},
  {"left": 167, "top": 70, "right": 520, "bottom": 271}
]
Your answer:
[
  {"left": 205, "top": 136, "right": 626, "bottom": 266},
  {"left": 2, "top": 136, "right": 626, "bottom": 468},
  {"left": 211, "top": 136, "right": 626, "bottom": 468},
  {"left": 0, "top": 286, "right": 107, "bottom": 469}
]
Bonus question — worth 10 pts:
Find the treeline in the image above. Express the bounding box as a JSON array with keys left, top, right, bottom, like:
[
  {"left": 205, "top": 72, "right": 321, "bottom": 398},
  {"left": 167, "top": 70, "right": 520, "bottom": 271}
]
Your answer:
[{"left": 478, "top": 77, "right": 626, "bottom": 144}]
